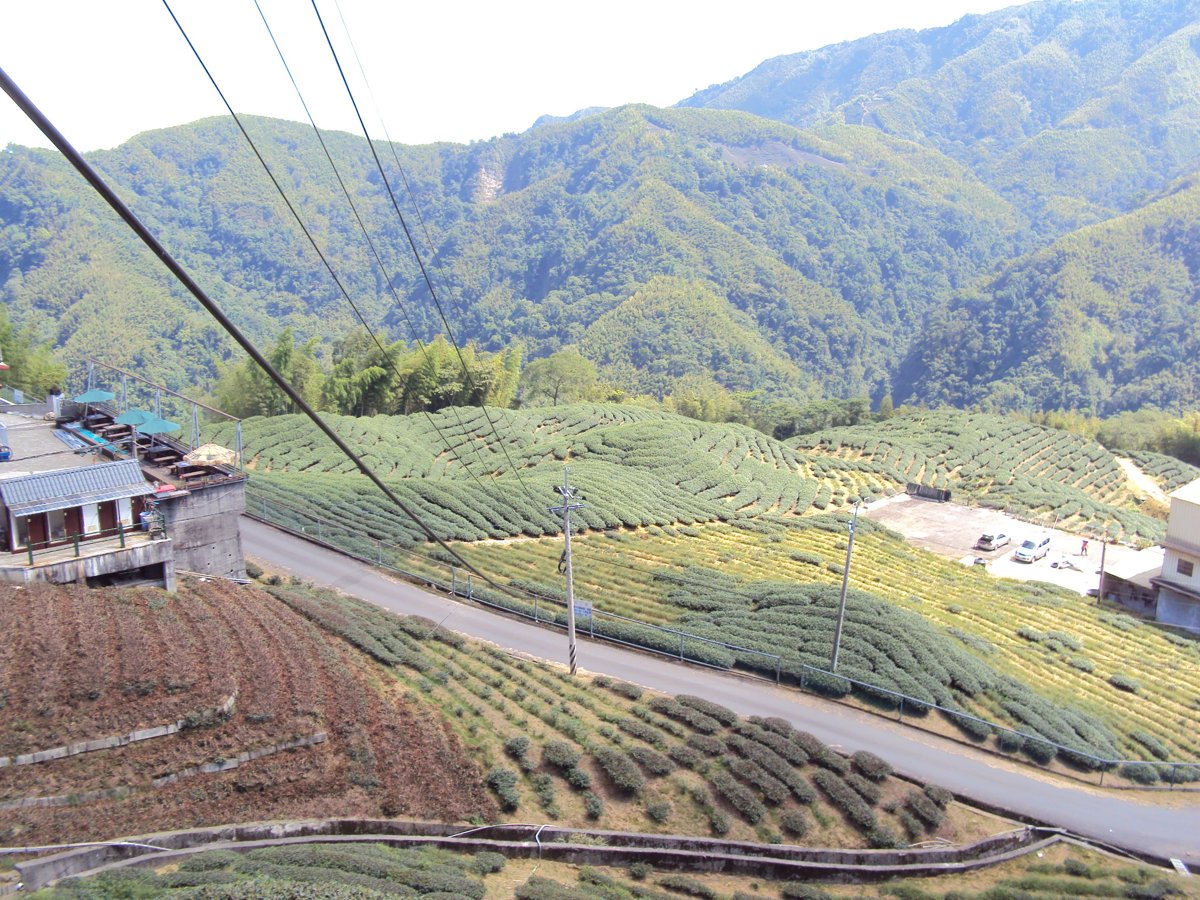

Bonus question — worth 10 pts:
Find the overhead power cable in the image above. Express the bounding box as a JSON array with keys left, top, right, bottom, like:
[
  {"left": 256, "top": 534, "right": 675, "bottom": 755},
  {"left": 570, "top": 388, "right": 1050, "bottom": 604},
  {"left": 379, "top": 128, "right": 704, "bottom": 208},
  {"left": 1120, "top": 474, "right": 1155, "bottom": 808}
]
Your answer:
[
  {"left": 309, "top": 0, "right": 539, "bottom": 502},
  {"left": 250, "top": 0, "right": 495, "bottom": 488},
  {"left": 0, "top": 63, "right": 492, "bottom": 586}
]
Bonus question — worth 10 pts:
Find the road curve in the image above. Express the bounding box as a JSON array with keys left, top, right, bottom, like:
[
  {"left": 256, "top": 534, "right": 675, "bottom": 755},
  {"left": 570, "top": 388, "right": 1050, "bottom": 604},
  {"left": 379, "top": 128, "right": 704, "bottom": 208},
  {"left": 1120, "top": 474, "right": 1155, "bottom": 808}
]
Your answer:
[{"left": 240, "top": 517, "right": 1200, "bottom": 866}]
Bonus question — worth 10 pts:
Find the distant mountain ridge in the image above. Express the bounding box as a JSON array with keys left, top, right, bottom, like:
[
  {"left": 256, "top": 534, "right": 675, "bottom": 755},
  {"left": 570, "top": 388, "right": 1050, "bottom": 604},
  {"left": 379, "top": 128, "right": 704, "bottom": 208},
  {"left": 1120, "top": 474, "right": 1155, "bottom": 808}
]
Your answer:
[{"left": 0, "top": 0, "right": 1197, "bottom": 415}]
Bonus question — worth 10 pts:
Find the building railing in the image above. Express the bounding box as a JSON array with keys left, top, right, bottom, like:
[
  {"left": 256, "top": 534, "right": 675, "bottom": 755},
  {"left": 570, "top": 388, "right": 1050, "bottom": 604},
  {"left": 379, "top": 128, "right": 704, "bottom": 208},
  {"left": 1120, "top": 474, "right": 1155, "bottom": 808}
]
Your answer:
[
  {"left": 244, "top": 488, "right": 1200, "bottom": 789},
  {"left": 7, "top": 521, "right": 161, "bottom": 566}
]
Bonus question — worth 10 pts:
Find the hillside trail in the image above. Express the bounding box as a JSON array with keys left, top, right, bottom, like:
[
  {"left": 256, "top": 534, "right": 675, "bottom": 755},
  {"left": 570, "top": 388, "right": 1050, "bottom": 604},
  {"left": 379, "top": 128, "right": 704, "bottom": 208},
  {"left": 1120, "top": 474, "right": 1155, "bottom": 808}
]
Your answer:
[{"left": 1116, "top": 456, "right": 1169, "bottom": 503}]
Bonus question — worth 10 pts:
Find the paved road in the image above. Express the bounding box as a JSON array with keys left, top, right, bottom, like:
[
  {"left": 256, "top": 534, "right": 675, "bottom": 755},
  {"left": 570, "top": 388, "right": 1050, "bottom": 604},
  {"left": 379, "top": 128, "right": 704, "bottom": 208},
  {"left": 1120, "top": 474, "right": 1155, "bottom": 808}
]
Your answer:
[{"left": 240, "top": 518, "right": 1200, "bottom": 866}]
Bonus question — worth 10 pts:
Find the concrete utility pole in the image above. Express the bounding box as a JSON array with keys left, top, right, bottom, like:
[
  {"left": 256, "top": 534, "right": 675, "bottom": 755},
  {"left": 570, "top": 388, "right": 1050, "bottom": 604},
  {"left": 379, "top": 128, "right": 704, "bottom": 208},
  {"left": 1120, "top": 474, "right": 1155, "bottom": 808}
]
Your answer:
[
  {"left": 549, "top": 467, "right": 585, "bottom": 675},
  {"left": 829, "top": 502, "right": 861, "bottom": 673}
]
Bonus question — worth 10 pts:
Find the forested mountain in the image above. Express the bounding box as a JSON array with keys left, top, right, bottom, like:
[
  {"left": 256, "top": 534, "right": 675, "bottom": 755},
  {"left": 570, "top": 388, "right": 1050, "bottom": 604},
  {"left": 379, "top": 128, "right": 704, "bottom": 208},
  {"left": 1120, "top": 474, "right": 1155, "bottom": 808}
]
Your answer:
[
  {"left": 0, "top": 0, "right": 1197, "bottom": 416},
  {"left": 681, "top": 0, "right": 1200, "bottom": 237}
]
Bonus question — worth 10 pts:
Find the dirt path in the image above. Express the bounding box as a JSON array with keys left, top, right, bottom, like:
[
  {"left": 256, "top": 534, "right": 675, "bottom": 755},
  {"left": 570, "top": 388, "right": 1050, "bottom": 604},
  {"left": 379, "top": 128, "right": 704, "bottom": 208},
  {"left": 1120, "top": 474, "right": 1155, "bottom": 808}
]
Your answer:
[{"left": 1116, "top": 456, "right": 1169, "bottom": 503}]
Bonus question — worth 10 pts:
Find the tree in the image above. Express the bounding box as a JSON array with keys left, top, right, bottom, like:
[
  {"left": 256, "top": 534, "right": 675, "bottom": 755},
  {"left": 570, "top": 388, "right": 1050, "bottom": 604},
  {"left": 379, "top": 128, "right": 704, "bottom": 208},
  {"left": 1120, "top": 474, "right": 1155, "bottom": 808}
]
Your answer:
[
  {"left": 519, "top": 348, "right": 597, "bottom": 407},
  {"left": 0, "top": 305, "right": 66, "bottom": 397},
  {"left": 212, "top": 328, "right": 323, "bottom": 418}
]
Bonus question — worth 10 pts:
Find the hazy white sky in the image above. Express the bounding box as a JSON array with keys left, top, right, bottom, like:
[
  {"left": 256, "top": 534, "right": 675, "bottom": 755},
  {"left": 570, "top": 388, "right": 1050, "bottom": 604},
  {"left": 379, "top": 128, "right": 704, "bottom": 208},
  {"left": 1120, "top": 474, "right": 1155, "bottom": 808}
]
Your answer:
[{"left": 1, "top": 1, "right": 1018, "bottom": 153}]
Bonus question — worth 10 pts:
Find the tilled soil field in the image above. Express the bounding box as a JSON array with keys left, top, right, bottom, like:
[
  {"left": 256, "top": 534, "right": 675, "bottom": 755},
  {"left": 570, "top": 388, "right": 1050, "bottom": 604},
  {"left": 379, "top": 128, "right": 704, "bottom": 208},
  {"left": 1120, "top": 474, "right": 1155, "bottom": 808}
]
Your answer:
[{"left": 0, "top": 580, "right": 493, "bottom": 845}]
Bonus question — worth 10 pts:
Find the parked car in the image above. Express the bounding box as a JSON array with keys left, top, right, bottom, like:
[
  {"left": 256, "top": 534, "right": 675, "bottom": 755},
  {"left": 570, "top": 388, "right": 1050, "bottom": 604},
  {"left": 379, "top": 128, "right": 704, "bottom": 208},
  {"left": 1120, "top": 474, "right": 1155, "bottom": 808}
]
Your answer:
[
  {"left": 1014, "top": 536, "right": 1051, "bottom": 562},
  {"left": 975, "top": 533, "right": 1009, "bottom": 551}
]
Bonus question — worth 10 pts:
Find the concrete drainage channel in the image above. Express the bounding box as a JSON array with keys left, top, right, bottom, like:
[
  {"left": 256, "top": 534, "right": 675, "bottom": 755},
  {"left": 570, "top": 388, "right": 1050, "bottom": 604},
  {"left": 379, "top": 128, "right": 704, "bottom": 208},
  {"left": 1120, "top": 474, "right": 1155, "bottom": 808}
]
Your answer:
[{"left": 13, "top": 819, "right": 1076, "bottom": 891}]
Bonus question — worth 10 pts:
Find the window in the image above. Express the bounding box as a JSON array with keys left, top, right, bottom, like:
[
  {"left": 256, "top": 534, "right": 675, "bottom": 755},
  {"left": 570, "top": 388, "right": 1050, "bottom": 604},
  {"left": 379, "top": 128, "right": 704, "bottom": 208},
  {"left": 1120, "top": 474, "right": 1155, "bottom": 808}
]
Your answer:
[
  {"left": 13, "top": 515, "right": 29, "bottom": 549},
  {"left": 1178, "top": 559, "right": 1195, "bottom": 578},
  {"left": 47, "top": 508, "right": 67, "bottom": 542}
]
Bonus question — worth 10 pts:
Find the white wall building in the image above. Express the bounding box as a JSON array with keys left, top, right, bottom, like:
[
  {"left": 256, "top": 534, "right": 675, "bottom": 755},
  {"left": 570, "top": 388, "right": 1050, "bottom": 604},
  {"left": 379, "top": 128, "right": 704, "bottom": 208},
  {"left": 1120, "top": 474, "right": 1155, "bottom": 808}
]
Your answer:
[{"left": 1153, "top": 477, "right": 1200, "bottom": 632}]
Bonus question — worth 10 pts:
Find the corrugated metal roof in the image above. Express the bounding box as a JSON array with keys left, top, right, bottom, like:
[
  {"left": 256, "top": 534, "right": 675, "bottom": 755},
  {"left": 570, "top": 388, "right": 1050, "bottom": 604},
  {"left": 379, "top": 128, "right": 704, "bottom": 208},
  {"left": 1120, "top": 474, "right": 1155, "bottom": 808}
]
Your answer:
[
  {"left": 0, "top": 459, "right": 153, "bottom": 517},
  {"left": 1171, "top": 477, "right": 1200, "bottom": 504}
]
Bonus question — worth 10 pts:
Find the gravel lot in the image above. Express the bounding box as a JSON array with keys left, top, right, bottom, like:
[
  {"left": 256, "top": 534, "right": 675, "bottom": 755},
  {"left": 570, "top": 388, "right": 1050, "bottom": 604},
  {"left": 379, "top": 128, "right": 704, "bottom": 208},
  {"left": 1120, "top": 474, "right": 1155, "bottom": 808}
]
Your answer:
[{"left": 862, "top": 494, "right": 1156, "bottom": 596}]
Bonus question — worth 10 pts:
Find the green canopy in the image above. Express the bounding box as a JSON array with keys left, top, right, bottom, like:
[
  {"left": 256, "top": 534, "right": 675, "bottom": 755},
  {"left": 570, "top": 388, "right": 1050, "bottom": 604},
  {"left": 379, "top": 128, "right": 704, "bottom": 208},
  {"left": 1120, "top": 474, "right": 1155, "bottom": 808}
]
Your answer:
[
  {"left": 115, "top": 408, "right": 155, "bottom": 426},
  {"left": 136, "top": 417, "right": 181, "bottom": 436}
]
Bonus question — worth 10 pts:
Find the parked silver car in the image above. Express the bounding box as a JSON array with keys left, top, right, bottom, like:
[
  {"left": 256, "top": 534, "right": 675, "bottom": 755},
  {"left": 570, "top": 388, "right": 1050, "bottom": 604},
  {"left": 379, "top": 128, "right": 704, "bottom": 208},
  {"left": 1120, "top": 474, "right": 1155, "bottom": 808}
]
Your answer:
[{"left": 975, "top": 533, "right": 1009, "bottom": 551}]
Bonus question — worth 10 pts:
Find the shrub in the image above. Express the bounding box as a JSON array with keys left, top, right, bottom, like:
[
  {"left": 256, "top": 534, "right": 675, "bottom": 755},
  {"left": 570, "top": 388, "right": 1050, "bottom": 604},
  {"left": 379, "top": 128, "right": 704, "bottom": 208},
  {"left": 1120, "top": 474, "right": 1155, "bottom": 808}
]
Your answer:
[
  {"left": 996, "top": 730, "right": 1025, "bottom": 753},
  {"left": 845, "top": 772, "right": 881, "bottom": 806},
  {"left": 505, "top": 735, "right": 533, "bottom": 769},
  {"left": 711, "top": 771, "right": 766, "bottom": 824},
  {"left": 779, "top": 809, "right": 810, "bottom": 838},
  {"left": 655, "top": 874, "right": 716, "bottom": 898},
  {"left": 923, "top": 784, "right": 953, "bottom": 808},
  {"left": 728, "top": 757, "right": 789, "bottom": 805},
  {"left": 852, "top": 750, "right": 893, "bottom": 781},
  {"left": 471, "top": 851, "right": 507, "bottom": 874},
  {"left": 564, "top": 766, "right": 591, "bottom": 791},
  {"left": 244, "top": 561, "right": 264, "bottom": 580},
  {"left": 647, "top": 697, "right": 722, "bottom": 733},
  {"left": 584, "top": 791, "right": 604, "bottom": 820},
  {"left": 629, "top": 745, "right": 675, "bottom": 777},
  {"left": 1109, "top": 673, "right": 1141, "bottom": 694},
  {"left": 486, "top": 767, "right": 521, "bottom": 812},
  {"left": 668, "top": 743, "right": 703, "bottom": 769},
  {"left": 646, "top": 799, "right": 672, "bottom": 823},
  {"left": 687, "top": 734, "right": 727, "bottom": 756},
  {"left": 593, "top": 748, "right": 645, "bottom": 794},
  {"left": 1120, "top": 763, "right": 1161, "bottom": 785},
  {"left": 542, "top": 740, "right": 582, "bottom": 770},
  {"left": 1131, "top": 731, "right": 1171, "bottom": 761},
  {"left": 1024, "top": 739, "right": 1057, "bottom": 765},
  {"left": 610, "top": 680, "right": 644, "bottom": 701},
  {"left": 676, "top": 695, "right": 739, "bottom": 726},
  {"left": 811, "top": 769, "right": 876, "bottom": 833},
  {"left": 868, "top": 825, "right": 903, "bottom": 849},
  {"left": 1068, "top": 657, "right": 1095, "bottom": 673},
  {"left": 904, "top": 790, "right": 944, "bottom": 830},
  {"left": 898, "top": 809, "right": 924, "bottom": 840},
  {"left": 780, "top": 883, "right": 834, "bottom": 900},
  {"left": 629, "top": 861, "right": 652, "bottom": 881}
]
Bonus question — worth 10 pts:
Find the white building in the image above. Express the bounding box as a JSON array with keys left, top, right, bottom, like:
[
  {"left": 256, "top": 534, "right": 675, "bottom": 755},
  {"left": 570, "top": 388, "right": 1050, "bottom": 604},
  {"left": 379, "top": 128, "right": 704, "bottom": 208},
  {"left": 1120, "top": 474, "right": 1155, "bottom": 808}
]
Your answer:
[{"left": 1153, "top": 477, "right": 1200, "bottom": 632}]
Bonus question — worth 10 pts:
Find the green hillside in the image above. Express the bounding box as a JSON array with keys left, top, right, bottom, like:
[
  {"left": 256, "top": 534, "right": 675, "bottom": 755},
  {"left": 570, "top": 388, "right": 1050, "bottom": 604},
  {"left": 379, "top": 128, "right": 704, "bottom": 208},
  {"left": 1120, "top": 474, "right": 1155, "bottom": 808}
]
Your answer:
[
  {"left": 4, "top": 0, "right": 1200, "bottom": 418},
  {"left": 681, "top": 0, "right": 1200, "bottom": 234},
  {"left": 900, "top": 175, "right": 1200, "bottom": 415}
]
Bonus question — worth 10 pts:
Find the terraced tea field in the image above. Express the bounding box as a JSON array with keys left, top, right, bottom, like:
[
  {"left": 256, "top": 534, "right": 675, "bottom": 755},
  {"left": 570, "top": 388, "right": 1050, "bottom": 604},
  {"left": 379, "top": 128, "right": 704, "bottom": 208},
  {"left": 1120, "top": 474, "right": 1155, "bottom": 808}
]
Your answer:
[
  {"left": 223, "top": 405, "right": 1199, "bottom": 774},
  {"left": 793, "top": 410, "right": 1193, "bottom": 542},
  {"left": 448, "top": 518, "right": 1200, "bottom": 770}
]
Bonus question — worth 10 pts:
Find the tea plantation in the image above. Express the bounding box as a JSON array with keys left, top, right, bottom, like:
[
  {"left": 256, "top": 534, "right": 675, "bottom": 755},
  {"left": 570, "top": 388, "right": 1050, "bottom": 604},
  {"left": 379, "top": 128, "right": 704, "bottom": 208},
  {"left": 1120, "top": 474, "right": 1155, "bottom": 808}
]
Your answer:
[{"left": 220, "top": 405, "right": 1200, "bottom": 771}]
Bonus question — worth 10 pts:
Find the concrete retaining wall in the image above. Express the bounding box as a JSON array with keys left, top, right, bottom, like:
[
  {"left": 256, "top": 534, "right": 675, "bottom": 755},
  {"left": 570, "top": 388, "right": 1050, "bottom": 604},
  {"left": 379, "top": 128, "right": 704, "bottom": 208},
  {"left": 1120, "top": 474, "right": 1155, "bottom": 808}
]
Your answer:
[
  {"left": 0, "top": 540, "right": 175, "bottom": 590},
  {"left": 162, "top": 479, "right": 246, "bottom": 580},
  {"left": 0, "top": 692, "right": 236, "bottom": 769},
  {"left": 0, "top": 727, "right": 324, "bottom": 817},
  {"left": 16, "top": 820, "right": 1051, "bottom": 891}
]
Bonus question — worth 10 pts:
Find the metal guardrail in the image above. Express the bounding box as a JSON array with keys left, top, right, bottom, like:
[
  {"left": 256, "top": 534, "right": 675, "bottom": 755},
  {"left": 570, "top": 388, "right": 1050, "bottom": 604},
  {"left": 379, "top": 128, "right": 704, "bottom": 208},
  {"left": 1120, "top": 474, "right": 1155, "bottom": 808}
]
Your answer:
[{"left": 244, "top": 489, "right": 1200, "bottom": 788}]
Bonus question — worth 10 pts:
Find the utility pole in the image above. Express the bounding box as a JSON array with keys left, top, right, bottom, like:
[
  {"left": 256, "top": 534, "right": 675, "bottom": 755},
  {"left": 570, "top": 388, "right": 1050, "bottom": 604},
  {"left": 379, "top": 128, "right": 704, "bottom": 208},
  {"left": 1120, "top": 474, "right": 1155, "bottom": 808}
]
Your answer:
[
  {"left": 829, "top": 502, "right": 860, "bottom": 673},
  {"left": 1097, "top": 536, "right": 1108, "bottom": 605},
  {"left": 549, "top": 467, "right": 584, "bottom": 676}
]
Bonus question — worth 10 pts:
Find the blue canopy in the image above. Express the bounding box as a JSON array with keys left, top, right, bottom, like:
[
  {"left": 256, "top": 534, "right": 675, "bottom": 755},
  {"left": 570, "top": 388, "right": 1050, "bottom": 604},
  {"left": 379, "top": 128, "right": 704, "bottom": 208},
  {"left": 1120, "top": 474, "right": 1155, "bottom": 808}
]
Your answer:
[{"left": 73, "top": 388, "right": 114, "bottom": 403}]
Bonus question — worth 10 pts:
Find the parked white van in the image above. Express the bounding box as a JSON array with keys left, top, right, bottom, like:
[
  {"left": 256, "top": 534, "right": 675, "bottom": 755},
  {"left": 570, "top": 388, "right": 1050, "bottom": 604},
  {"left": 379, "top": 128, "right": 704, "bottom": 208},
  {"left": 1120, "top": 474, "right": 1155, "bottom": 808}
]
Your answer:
[{"left": 1015, "top": 536, "right": 1051, "bottom": 563}]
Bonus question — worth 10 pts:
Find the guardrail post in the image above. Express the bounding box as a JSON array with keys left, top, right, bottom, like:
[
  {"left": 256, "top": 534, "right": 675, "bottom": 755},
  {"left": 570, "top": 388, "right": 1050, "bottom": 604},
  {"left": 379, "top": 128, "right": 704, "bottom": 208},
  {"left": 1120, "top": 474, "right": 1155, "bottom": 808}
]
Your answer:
[
  {"left": 1099, "top": 768, "right": 1105, "bottom": 787},
  {"left": 679, "top": 632, "right": 685, "bottom": 661},
  {"left": 467, "top": 574, "right": 473, "bottom": 600},
  {"left": 118, "top": 521, "right": 125, "bottom": 548},
  {"left": 898, "top": 696, "right": 904, "bottom": 722},
  {"left": 533, "top": 595, "right": 539, "bottom": 623},
  {"left": 1171, "top": 763, "right": 1178, "bottom": 790},
  {"left": 775, "top": 656, "right": 781, "bottom": 684},
  {"left": 73, "top": 533, "right": 80, "bottom": 558},
  {"left": 261, "top": 498, "right": 267, "bottom": 517},
  {"left": 451, "top": 567, "right": 458, "bottom": 596},
  {"left": 377, "top": 540, "right": 382, "bottom": 564},
  {"left": 27, "top": 541, "right": 34, "bottom": 565}
]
